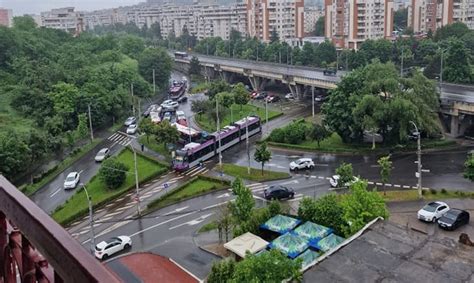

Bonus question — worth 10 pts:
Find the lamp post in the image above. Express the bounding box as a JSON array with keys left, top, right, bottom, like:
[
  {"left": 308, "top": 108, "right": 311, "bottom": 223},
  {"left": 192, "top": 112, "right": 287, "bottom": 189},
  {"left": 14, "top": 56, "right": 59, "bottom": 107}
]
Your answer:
[
  {"left": 124, "top": 135, "right": 142, "bottom": 216},
  {"left": 81, "top": 183, "right": 95, "bottom": 254},
  {"left": 216, "top": 97, "right": 222, "bottom": 168},
  {"left": 409, "top": 121, "right": 422, "bottom": 199},
  {"left": 245, "top": 116, "right": 250, "bottom": 175}
]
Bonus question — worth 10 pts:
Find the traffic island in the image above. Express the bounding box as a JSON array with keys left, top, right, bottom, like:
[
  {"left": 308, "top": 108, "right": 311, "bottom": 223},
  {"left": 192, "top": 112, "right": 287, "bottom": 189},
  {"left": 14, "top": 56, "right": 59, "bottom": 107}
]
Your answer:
[{"left": 220, "top": 163, "right": 290, "bottom": 182}]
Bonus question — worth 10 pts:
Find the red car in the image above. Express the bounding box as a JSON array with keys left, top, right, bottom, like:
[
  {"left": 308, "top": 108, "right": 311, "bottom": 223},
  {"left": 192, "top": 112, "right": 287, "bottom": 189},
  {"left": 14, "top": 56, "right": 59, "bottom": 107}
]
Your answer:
[{"left": 250, "top": 91, "right": 259, "bottom": 99}]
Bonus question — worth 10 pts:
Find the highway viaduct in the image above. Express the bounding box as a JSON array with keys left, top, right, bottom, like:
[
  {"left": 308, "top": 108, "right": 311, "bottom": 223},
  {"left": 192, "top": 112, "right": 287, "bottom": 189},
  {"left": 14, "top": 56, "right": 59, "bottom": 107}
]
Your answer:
[{"left": 173, "top": 53, "right": 474, "bottom": 138}]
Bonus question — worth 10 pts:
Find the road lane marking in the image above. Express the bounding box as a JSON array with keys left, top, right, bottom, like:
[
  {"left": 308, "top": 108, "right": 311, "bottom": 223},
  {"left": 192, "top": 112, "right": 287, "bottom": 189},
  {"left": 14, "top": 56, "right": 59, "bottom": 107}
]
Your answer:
[
  {"left": 189, "top": 168, "right": 208, "bottom": 177},
  {"left": 170, "top": 176, "right": 184, "bottom": 182},
  {"left": 394, "top": 184, "right": 401, "bottom": 188},
  {"left": 375, "top": 183, "right": 383, "bottom": 186},
  {"left": 49, "top": 188, "right": 62, "bottom": 198},
  {"left": 279, "top": 180, "right": 299, "bottom": 185},
  {"left": 83, "top": 220, "right": 133, "bottom": 244},
  {"left": 106, "top": 210, "right": 123, "bottom": 217},
  {"left": 318, "top": 176, "right": 325, "bottom": 179},
  {"left": 169, "top": 213, "right": 214, "bottom": 230},
  {"left": 216, "top": 192, "right": 230, "bottom": 199},
  {"left": 129, "top": 212, "right": 195, "bottom": 238},
  {"left": 315, "top": 164, "right": 329, "bottom": 167},
  {"left": 164, "top": 206, "right": 190, "bottom": 216},
  {"left": 403, "top": 185, "right": 411, "bottom": 189},
  {"left": 246, "top": 183, "right": 263, "bottom": 188}
]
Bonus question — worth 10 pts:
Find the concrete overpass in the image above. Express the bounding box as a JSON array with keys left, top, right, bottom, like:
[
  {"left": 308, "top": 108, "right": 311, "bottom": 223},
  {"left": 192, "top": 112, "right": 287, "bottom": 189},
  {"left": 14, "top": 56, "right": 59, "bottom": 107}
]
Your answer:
[{"left": 173, "top": 53, "right": 474, "bottom": 137}]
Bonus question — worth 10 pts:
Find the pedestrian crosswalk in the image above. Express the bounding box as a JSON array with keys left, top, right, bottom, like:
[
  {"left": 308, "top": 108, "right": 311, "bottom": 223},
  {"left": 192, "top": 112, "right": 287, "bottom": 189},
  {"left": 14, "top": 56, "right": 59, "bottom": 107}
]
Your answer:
[
  {"left": 107, "top": 132, "right": 131, "bottom": 146},
  {"left": 179, "top": 166, "right": 209, "bottom": 177}
]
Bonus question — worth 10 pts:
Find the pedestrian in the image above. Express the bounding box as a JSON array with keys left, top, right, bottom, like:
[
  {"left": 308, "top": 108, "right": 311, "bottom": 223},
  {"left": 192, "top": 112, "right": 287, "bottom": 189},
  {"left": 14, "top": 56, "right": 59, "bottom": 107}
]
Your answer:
[{"left": 141, "top": 144, "right": 145, "bottom": 152}]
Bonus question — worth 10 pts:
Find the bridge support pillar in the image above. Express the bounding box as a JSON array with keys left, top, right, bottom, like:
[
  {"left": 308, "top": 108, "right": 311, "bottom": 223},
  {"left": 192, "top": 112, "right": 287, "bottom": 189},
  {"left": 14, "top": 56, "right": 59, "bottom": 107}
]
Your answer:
[
  {"left": 450, "top": 115, "right": 459, "bottom": 137},
  {"left": 248, "top": 77, "right": 258, "bottom": 91}
]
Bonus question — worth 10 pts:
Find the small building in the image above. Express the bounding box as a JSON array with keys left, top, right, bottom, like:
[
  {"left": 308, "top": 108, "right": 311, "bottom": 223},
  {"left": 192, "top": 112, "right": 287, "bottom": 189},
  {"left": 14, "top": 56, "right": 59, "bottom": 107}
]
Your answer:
[{"left": 224, "top": 232, "right": 269, "bottom": 259}]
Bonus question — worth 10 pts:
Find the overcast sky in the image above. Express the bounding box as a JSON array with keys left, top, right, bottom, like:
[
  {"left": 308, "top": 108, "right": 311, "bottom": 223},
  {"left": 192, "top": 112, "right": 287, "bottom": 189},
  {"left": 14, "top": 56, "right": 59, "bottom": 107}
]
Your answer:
[{"left": 0, "top": 0, "right": 142, "bottom": 15}]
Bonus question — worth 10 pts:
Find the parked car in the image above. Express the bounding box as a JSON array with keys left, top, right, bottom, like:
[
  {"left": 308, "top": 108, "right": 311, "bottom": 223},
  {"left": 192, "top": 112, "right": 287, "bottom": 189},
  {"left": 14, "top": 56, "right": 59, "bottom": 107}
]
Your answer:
[
  {"left": 329, "top": 175, "right": 360, "bottom": 188},
  {"left": 143, "top": 104, "right": 158, "bottom": 117},
  {"left": 285, "top": 93, "right": 296, "bottom": 100},
  {"left": 126, "top": 124, "right": 138, "bottom": 134},
  {"left": 94, "top": 148, "right": 110, "bottom": 162},
  {"left": 176, "top": 110, "right": 186, "bottom": 121},
  {"left": 64, "top": 172, "right": 80, "bottom": 189},
  {"left": 314, "top": 94, "right": 328, "bottom": 102},
  {"left": 289, "top": 158, "right": 315, "bottom": 171},
  {"left": 255, "top": 92, "right": 268, "bottom": 100},
  {"left": 265, "top": 95, "right": 280, "bottom": 103},
  {"left": 150, "top": 112, "right": 161, "bottom": 124},
  {"left": 250, "top": 91, "right": 259, "bottom": 99},
  {"left": 163, "top": 112, "right": 172, "bottom": 121},
  {"left": 94, "top": 236, "right": 132, "bottom": 260},
  {"left": 177, "top": 96, "right": 188, "bottom": 103},
  {"left": 263, "top": 185, "right": 295, "bottom": 200},
  {"left": 124, "top": 116, "right": 136, "bottom": 126},
  {"left": 162, "top": 101, "right": 179, "bottom": 110},
  {"left": 417, "top": 201, "right": 450, "bottom": 222},
  {"left": 438, "top": 209, "right": 470, "bottom": 230}
]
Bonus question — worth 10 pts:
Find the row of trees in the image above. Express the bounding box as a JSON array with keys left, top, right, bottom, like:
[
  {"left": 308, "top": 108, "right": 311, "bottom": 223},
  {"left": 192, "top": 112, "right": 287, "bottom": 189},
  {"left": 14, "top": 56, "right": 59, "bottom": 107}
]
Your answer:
[
  {"left": 268, "top": 120, "right": 330, "bottom": 146},
  {"left": 0, "top": 16, "right": 172, "bottom": 181}
]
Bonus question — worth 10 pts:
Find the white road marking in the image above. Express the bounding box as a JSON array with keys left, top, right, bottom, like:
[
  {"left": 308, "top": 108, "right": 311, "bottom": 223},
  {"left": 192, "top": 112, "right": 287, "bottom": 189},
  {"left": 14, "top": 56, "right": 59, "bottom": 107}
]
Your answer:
[
  {"left": 252, "top": 195, "right": 268, "bottom": 202},
  {"left": 83, "top": 220, "right": 133, "bottom": 244},
  {"left": 202, "top": 200, "right": 231, "bottom": 210},
  {"left": 317, "top": 176, "right": 325, "bottom": 179},
  {"left": 216, "top": 192, "right": 230, "bottom": 199},
  {"left": 169, "top": 213, "right": 214, "bottom": 230},
  {"left": 129, "top": 212, "right": 195, "bottom": 238},
  {"left": 164, "top": 206, "right": 190, "bottom": 216},
  {"left": 375, "top": 183, "right": 383, "bottom": 186},
  {"left": 246, "top": 183, "right": 263, "bottom": 188},
  {"left": 107, "top": 210, "right": 124, "bottom": 217},
  {"left": 49, "top": 188, "right": 62, "bottom": 198},
  {"left": 368, "top": 181, "right": 375, "bottom": 185},
  {"left": 185, "top": 167, "right": 202, "bottom": 175},
  {"left": 189, "top": 168, "right": 208, "bottom": 177},
  {"left": 394, "top": 184, "right": 401, "bottom": 188},
  {"left": 99, "top": 215, "right": 114, "bottom": 222},
  {"left": 314, "top": 164, "right": 329, "bottom": 167},
  {"left": 385, "top": 184, "right": 392, "bottom": 187},
  {"left": 169, "top": 176, "right": 184, "bottom": 182},
  {"left": 279, "top": 180, "right": 299, "bottom": 185},
  {"left": 403, "top": 185, "right": 411, "bottom": 189}
]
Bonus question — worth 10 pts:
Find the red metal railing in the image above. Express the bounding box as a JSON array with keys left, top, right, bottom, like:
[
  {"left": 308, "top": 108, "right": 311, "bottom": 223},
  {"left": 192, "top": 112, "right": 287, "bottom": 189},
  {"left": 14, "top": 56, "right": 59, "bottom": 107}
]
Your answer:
[{"left": 0, "top": 175, "right": 121, "bottom": 283}]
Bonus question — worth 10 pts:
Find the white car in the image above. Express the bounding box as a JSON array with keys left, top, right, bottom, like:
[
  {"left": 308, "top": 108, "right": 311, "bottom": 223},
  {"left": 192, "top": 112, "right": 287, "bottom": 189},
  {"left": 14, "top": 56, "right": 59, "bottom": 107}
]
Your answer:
[
  {"left": 126, "top": 124, "right": 138, "bottom": 134},
  {"left": 161, "top": 100, "right": 179, "bottom": 110},
  {"left": 94, "top": 236, "right": 132, "bottom": 260},
  {"left": 329, "top": 175, "right": 360, "bottom": 188},
  {"left": 163, "top": 112, "right": 172, "bottom": 121},
  {"left": 289, "top": 158, "right": 315, "bottom": 171},
  {"left": 417, "top": 201, "right": 450, "bottom": 222},
  {"left": 285, "top": 93, "right": 295, "bottom": 100},
  {"left": 94, "top": 148, "right": 110, "bottom": 162},
  {"left": 176, "top": 110, "right": 186, "bottom": 121},
  {"left": 124, "top": 116, "right": 136, "bottom": 126},
  {"left": 64, "top": 172, "right": 80, "bottom": 189}
]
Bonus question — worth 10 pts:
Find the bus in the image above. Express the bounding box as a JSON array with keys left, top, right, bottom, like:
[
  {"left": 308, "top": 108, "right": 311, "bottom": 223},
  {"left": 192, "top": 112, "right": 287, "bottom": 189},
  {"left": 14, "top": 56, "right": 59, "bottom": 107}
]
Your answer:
[
  {"left": 173, "top": 122, "right": 201, "bottom": 144},
  {"left": 174, "top": 51, "right": 188, "bottom": 59},
  {"left": 172, "top": 116, "right": 261, "bottom": 171}
]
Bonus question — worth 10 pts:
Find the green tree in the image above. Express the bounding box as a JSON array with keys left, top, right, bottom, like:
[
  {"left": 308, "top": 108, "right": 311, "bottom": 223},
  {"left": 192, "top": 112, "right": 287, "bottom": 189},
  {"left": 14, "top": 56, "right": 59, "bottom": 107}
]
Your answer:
[
  {"left": 341, "top": 180, "right": 389, "bottom": 236},
  {"left": 377, "top": 155, "right": 393, "bottom": 195},
  {"left": 464, "top": 155, "right": 474, "bottom": 181},
  {"left": 442, "top": 38, "right": 472, "bottom": 83},
  {"left": 188, "top": 56, "right": 201, "bottom": 76},
  {"left": 335, "top": 162, "right": 354, "bottom": 187},
  {"left": 298, "top": 195, "right": 346, "bottom": 235},
  {"left": 191, "top": 99, "right": 212, "bottom": 118},
  {"left": 138, "top": 47, "right": 172, "bottom": 90},
  {"left": 207, "top": 80, "right": 231, "bottom": 100},
  {"left": 314, "top": 16, "right": 325, "bottom": 36},
  {"left": 309, "top": 124, "right": 330, "bottom": 147},
  {"left": 434, "top": 22, "right": 469, "bottom": 42},
  {"left": 231, "top": 249, "right": 302, "bottom": 282},
  {"left": 139, "top": 118, "right": 155, "bottom": 143},
  {"left": 149, "top": 22, "right": 162, "bottom": 40},
  {"left": 48, "top": 82, "right": 80, "bottom": 129},
  {"left": 270, "top": 27, "right": 279, "bottom": 43},
  {"left": 393, "top": 8, "right": 407, "bottom": 30},
  {"left": 13, "top": 16, "right": 37, "bottom": 31},
  {"left": 230, "top": 178, "right": 255, "bottom": 223},
  {"left": 119, "top": 35, "right": 145, "bottom": 58},
  {"left": 208, "top": 259, "right": 236, "bottom": 283},
  {"left": 74, "top": 113, "right": 89, "bottom": 141},
  {"left": 314, "top": 40, "right": 336, "bottom": 66},
  {"left": 153, "top": 120, "right": 180, "bottom": 147},
  {"left": 231, "top": 83, "right": 250, "bottom": 110},
  {"left": 99, "top": 158, "right": 129, "bottom": 189},
  {"left": 254, "top": 142, "right": 271, "bottom": 175},
  {"left": 0, "top": 131, "right": 30, "bottom": 180}
]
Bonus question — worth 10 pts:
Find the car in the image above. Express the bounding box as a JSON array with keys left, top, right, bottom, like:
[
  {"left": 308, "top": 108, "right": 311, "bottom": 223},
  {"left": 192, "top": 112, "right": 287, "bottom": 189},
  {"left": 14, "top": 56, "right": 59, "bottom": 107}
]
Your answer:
[
  {"left": 163, "top": 112, "right": 172, "bottom": 121},
  {"left": 143, "top": 104, "right": 158, "bottom": 117},
  {"left": 329, "top": 175, "right": 360, "bottom": 188},
  {"left": 285, "top": 93, "right": 296, "bottom": 100},
  {"left": 289, "top": 158, "right": 315, "bottom": 171},
  {"left": 265, "top": 95, "right": 280, "bottom": 103},
  {"left": 126, "top": 124, "right": 138, "bottom": 134},
  {"left": 64, "top": 172, "right": 80, "bottom": 189},
  {"left": 250, "top": 91, "right": 259, "bottom": 99},
  {"left": 162, "top": 101, "right": 179, "bottom": 110},
  {"left": 323, "top": 68, "right": 337, "bottom": 76},
  {"left": 94, "top": 236, "right": 132, "bottom": 260},
  {"left": 314, "top": 94, "right": 328, "bottom": 102},
  {"left": 150, "top": 112, "right": 161, "bottom": 123},
  {"left": 161, "top": 99, "right": 173, "bottom": 106},
  {"left": 94, "top": 148, "right": 110, "bottom": 162},
  {"left": 264, "top": 185, "right": 295, "bottom": 200},
  {"left": 177, "top": 96, "right": 188, "bottom": 103},
  {"left": 417, "top": 201, "right": 450, "bottom": 222},
  {"left": 124, "top": 117, "right": 136, "bottom": 126},
  {"left": 255, "top": 92, "right": 268, "bottom": 100},
  {"left": 438, "top": 209, "right": 470, "bottom": 230},
  {"left": 176, "top": 110, "right": 186, "bottom": 121}
]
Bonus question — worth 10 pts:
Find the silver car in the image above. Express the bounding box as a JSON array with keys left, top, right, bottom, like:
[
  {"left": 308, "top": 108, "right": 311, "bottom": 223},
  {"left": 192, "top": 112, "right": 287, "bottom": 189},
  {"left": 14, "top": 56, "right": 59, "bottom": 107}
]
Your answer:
[
  {"left": 124, "top": 117, "right": 136, "bottom": 126},
  {"left": 95, "top": 148, "right": 110, "bottom": 162}
]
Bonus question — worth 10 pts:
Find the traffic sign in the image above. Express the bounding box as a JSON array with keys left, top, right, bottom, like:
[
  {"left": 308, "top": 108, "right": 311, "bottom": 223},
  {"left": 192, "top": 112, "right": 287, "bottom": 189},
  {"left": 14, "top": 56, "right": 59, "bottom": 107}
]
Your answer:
[
  {"left": 163, "top": 182, "right": 169, "bottom": 189},
  {"left": 134, "top": 195, "right": 140, "bottom": 202}
]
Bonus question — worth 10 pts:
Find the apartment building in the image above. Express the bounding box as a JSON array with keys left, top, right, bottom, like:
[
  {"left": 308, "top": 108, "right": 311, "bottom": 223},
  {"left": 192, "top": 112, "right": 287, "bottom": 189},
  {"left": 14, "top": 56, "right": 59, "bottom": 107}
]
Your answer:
[
  {"left": 41, "top": 7, "right": 84, "bottom": 34},
  {"left": 0, "top": 8, "right": 13, "bottom": 27},
  {"left": 246, "top": 0, "right": 305, "bottom": 42},
  {"left": 408, "top": 0, "right": 474, "bottom": 33},
  {"left": 325, "top": 0, "right": 394, "bottom": 49},
  {"left": 304, "top": 6, "right": 324, "bottom": 34},
  {"left": 84, "top": 8, "right": 130, "bottom": 28}
]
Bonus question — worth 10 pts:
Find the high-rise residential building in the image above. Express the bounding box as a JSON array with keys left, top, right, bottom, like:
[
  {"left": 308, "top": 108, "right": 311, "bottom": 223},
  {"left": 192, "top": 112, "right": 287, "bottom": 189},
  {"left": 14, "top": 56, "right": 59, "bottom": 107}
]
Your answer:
[
  {"left": 84, "top": 7, "right": 130, "bottom": 28},
  {"left": 408, "top": 0, "right": 474, "bottom": 33},
  {"left": 304, "top": 6, "right": 324, "bottom": 35},
  {"left": 246, "top": 0, "right": 305, "bottom": 42},
  {"left": 41, "top": 7, "right": 84, "bottom": 34},
  {"left": 0, "top": 8, "right": 13, "bottom": 27},
  {"left": 325, "top": 0, "right": 394, "bottom": 49}
]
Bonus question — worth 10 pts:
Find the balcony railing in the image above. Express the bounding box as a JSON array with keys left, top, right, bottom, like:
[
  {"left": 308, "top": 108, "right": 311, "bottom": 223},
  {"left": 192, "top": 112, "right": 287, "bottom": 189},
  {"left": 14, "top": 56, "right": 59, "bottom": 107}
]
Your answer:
[{"left": 0, "top": 175, "right": 120, "bottom": 283}]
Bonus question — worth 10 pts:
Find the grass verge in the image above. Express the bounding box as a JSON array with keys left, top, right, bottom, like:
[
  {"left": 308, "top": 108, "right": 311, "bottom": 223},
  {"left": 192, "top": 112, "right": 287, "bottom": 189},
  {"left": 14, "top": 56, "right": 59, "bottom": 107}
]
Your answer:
[
  {"left": 22, "top": 139, "right": 102, "bottom": 196},
  {"left": 198, "top": 221, "right": 218, "bottom": 233},
  {"left": 52, "top": 148, "right": 168, "bottom": 226},
  {"left": 189, "top": 82, "right": 209, "bottom": 94},
  {"left": 380, "top": 189, "right": 474, "bottom": 202},
  {"left": 221, "top": 163, "right": 290, "bottom": 182},
  {"left": 146, "top": 176, "right": 230, "bottom": 212},
  {"left": 138, "top": 135, "right": 171, "bottom": 160},
  {"left": 196, "top": 104, "right": 282, "bottom": 132}
]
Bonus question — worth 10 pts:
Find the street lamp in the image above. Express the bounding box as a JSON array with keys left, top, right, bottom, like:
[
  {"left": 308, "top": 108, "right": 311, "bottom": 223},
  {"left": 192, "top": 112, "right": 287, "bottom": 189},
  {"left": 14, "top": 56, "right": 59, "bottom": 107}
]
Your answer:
[
  {"left": 129, "top": 144, "right": 141, "bottom": 216},
  {"left": 215, "top": 97, "right": 223, "bottom": 168},
  {"left": 409, "top": 121, "right": 422, "bottom": 199},
  {"left": 245, "top": 115, "right": 251, "bottom": 175},
  {"left": 80, "top": 183, "right": 95, "bottom": 254}
]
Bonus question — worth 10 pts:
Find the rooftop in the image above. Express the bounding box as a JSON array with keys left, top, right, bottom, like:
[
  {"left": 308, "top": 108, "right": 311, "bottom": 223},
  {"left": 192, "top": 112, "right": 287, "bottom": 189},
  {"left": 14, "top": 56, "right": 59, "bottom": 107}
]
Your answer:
[{"left": 303, "top": 220, "right": 474, "bottom": 282}]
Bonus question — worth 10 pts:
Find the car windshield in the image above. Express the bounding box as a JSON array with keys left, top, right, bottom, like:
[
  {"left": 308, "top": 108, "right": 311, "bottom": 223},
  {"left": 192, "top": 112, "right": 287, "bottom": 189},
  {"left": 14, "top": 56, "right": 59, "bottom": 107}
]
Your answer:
[
  {"left": 108, "top": 237, "right": 122, "bottom": 244},
  {"left": 443, "top": 211, "right": 458, "bottom": 220},
  {"left": 66, "top": 175, "right": 76, "bottom": 182},
  {"left": 422, "top": 203, "right": 439, "bottom": 212}
]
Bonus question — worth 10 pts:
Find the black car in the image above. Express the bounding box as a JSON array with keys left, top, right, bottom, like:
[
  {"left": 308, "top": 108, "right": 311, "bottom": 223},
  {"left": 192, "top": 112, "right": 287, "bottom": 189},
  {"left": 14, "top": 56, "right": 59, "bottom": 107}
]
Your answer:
[
  {"left": 177, "top": 96, "right": 188, "bottom": 103},
  {"left": 437, "top": 209, "right": 470, "bottom": 231},
  {"left": 143, "top": 104, "right": 158, "bottom": 117},
  {"left": 255, "top": 92, "right": 268, "bottom": 100},
  {"left": 263, "top": 185, "right": 295, "bottom": 200}
]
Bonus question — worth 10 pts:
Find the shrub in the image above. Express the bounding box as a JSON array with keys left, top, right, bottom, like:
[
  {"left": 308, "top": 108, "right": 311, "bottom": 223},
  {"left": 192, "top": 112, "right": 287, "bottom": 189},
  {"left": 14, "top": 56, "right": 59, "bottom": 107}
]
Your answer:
[
  {"left": 422, "top": 190, "right": 427, "bottom": 195},
  {"left": 441, "top": 188, "right": 447, "bottom": 194},
  {"left": 98, "top": 158, "right": 129, "bottom": 189},
  {"left": 430, "top": 188, "right": 437, "bottom": 195}
]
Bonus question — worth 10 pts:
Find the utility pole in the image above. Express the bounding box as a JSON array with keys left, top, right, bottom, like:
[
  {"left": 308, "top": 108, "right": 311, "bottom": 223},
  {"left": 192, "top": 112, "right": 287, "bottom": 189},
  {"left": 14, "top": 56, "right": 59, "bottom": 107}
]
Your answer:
[
  {"left": 87, "top": 104, "right": 94, "bottom": 142},
  {"left": 311, "top": 86, "right": 315, "bottom": 117},
  {"left": 137, "top": 98, "right": 141, "bottom": 122},
  {"left": 440, "top": 50, "right": 444, "bottom": 88},
  {"left": 81, "top": 184, "right": 95, "bottom": 254},
  {"left": 336, "top": 51, "right": 339, "bottom": 71},
  {"left": 265, "top": 97, "right": 268, "bottom": 133},
  {"left": 152, "top": 69, "right": 156, "bottom": 95},
  {"left": 256, "top": 45, "right": 259, "bottom": 62},
  {"left": 400, "top": 48, "right": 404, "bottom": 77},
  {"left": 216, "top": 98, "right": 222, "bottom": 168},
  {"left": 132, "top": 146, "right": 141, "bottom": 216},
  {"left": 246, "top": 116, "right": 250, "bottom": 175},
  {"left": 410, "top": 121, "right": 422, "bottom": 199},
  {"left": 279, "top": 51, "right": 281, "bottom": 64},
  {"left": 131, "top": 83, "right": 135, "bottom": 117}
]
